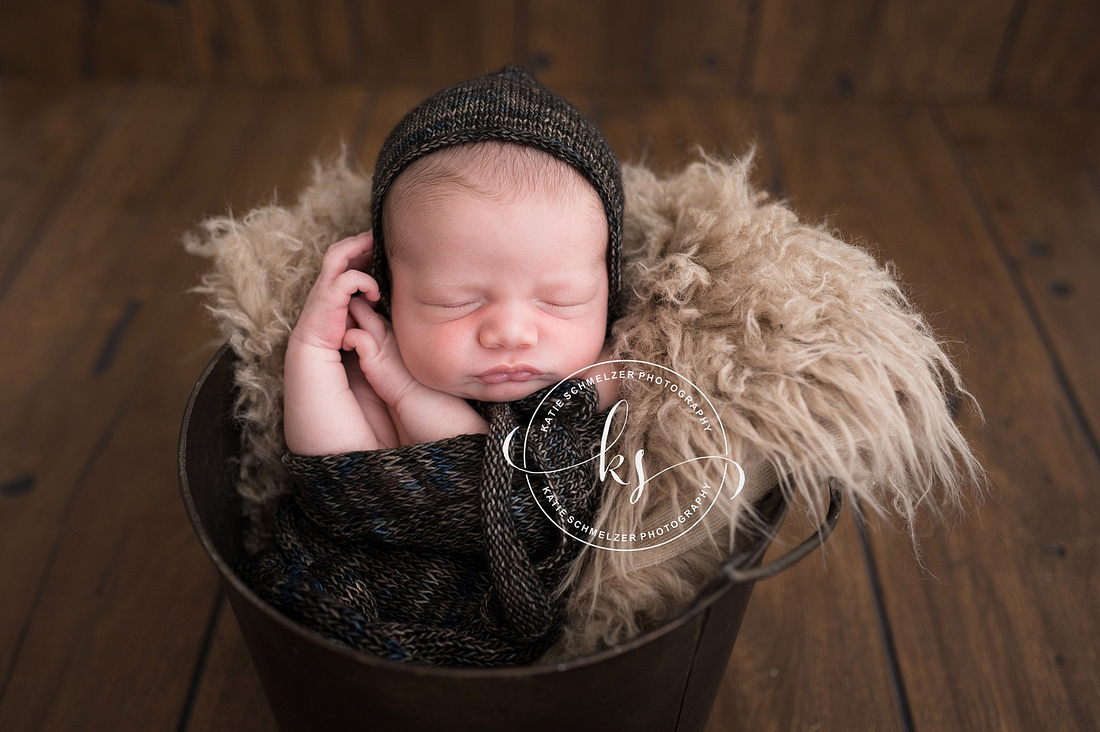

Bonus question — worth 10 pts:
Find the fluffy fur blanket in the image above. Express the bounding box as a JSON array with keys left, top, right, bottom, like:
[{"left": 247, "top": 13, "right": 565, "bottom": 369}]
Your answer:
[{"left": 184, "top": 153, "right": 982, "bottom": 660}]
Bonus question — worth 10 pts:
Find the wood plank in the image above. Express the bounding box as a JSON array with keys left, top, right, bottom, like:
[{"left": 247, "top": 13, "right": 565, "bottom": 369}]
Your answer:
[
  {"left": 526, "top": 0, "right": 650, "bottom": 90},
  {"left": 311, "top": 0, "right": 357, "bottom": 82},
  {"left": 768, "top": 101, "right": 1100, "bottom": 731},
  {"left": 650, "top": 0, "right": 756, "bottom": 93},
  {"left": 0, "top": 84, "right": 125, "bottom": 299},
  {"left": 0, "top": 86, "right": 261, "bottom": 730},
  {"left": 862, "top": 0, "right": 1015, "bottom": 101},
  {"left": 593, "top": 95, "right": 902, "bottom": 731},
  {"left": 753, "top": 0, "right": 1014, "bottom": 102},
  {"left": 751, "top": 0, "right": 880, "bottom": 100},
  {"left": 3, "top": 0, "right": 1098, "bottom": 108},
  {"left": 0, "top": 87, "right": 369, "bottom": 730},
  {"left": 352, "top": 85, "right": 439, "bottom": 171},
  {"left": 0, "top": 86, "right": 212, "bottom": 686},
  {"left": 942, "top": 107, "right": 1100, "bottom": 437},
  {"left": 216, "top": 87, "right": 366, "bottom": 206},
  {"left": 0, "top": 302, "right": 225, "bottom": 731},
  {"left": 708, "top": 517, "right": 904, "bottom": 731},
  {"left": 593, "top": 94, "right": 764, "bottom": 174},
  {"left": 0, "top": 0, "right": 85, "bottom": 80},
  {"left": 1000, "top": 0, "right": 1100, "bottom": 107},
  {"left": 0, "top": 83, "right": 72, "bottom": 157},
  {"left": 91, "top": 0, "right": 194, "bottom": 82},
  {"left": 185, "top": 599, "right": 276, "bottom": 732},
  {"left": 359, "top": 0, "right": 514, "bottom": 86},
  {"left": 188, "top": 0, "right": 351, "bottom": 84}
]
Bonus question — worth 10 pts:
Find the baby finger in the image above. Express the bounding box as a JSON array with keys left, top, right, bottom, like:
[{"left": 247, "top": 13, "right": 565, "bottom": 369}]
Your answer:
[
  {"left": 342, "top": 327, "right": 379, "bottom": 361},
  {"left": 347, "top": 231, "right": 375, "bottom": 273},
  {"left": 332, "top": 268, "right": 380, "bottom": 303},
  {"left": 319, "top": 232, "right": 374, "bottom": 281},
  {"left": 348, "top": 296, "right": 389, "bottom": 341}
]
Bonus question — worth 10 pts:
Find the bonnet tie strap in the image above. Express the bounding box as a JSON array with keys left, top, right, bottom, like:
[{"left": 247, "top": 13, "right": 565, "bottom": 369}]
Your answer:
[{"left": 481, "top": 401, "right": 556, "bottom": 642}]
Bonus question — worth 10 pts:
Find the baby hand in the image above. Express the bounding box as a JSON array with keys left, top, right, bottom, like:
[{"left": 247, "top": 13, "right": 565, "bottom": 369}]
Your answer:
[
  {"left": 344, "top": 298, "right": 489, "bottom": 443},
  {"left": 284, "top": 232, "right": 391, "bottom": 455},
  {"left": 289, "top": 232, "right": 379, "bottom": 353},
  {"left": 343, "top": 295, "right": 419, "bottom": 409}
]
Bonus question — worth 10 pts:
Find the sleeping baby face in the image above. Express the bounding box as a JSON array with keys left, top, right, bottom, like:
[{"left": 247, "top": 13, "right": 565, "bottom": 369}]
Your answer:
[{"left": 383, "top": 143, "right": 610, "bottom": 402}]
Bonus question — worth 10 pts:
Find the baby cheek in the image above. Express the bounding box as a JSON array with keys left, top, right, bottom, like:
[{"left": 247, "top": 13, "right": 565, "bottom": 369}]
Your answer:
[
  {"left": 551, "top": 319, "right": 606, "bottom": 368},
  {"left": 399, "top": 322, "right": 472, "bottom": 388}
]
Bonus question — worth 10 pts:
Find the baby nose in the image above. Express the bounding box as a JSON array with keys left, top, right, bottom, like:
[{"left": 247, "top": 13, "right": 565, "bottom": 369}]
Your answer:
[{"left": 478, "top": 304, "right": 538, "bottom": 349}]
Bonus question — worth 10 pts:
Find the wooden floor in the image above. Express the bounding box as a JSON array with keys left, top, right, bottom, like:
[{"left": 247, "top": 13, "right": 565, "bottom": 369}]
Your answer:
[{"left": 0, "top": 81, "right": 1097, "bottom": 731}]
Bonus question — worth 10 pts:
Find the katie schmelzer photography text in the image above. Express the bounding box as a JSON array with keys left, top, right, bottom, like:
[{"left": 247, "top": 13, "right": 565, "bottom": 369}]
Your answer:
[{"left": 505, "top": 360, "right": 746, "bottom": 553}]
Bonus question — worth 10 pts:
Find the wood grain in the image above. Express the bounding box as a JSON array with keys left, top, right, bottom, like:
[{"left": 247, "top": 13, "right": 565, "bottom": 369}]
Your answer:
[
  {"left": 352, "top": 85, "right": 439, "bottom": 170},
  {"left": 0, "top": 86, "right": 259, "bottom": 731},
  {"left": 1, "top": 71, "right": 1097, "bottom": 732},
  {"left": 862, "top": 0, "right": 1015, "bottom": 100},
  {"left": 0, "top": 0, "right": 85, "bottom": 80},
  {"left": 942, "top": 107, "right": 1100, "bottom": 439},
  {"left": 360, "top": 0, "right": 515, "bottom": 85},
  {"left": 751, "top": 0, "right": 880, "bottom": 100},
  {"left": 594, "top": 94, "right": 763, "bottom": 173},
  {"left": 188, "top": 0, "right": 351, "bottom": 84},
  {"left": 767, "top": 100, "right": 1100, "bottom": 731},
  {"left": 91, "top": 0, "right": 194, "bottom": 82},
  {"left": 1000, "top": 1, "right": 1100, "bottom": 107},
  {"left": 185, "top": 598, "right": 277, "bottom": 732},
  {"left": 650, "top": 0, "right": 756, "bottom": 92},
  {"left": 0, "top": 87, "right": 210, "bottom": 688},
  {"left": 526, "top": 0, "right": 651, "bottom": 89},
  {"left": 0, "top": 87, "right": 368, "bottom": 730},
  {"left": 0, "top": 0, "right": 1098, "bottom": 108},
  {"left": 0, "top": 84, "right": 125, "bottom": 300},
  {"left": 710, "top": 514, "right": 906, "bottom": 731},
  {"left": 753, "top": 0, "right": 1015, "bottom": 101}
]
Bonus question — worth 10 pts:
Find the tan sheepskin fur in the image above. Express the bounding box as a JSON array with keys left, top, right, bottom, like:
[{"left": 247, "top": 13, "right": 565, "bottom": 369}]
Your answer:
[{"left": 184, "top": 152, "right": 983, "bottom": 661}]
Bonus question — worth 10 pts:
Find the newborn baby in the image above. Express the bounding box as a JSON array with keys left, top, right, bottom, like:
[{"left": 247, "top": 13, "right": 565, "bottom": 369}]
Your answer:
[
  {"left": 239, "top": 66, "right": 628, "bottom": 667},
  {"left": 284, "top": 140, "right": 615, "bottom": 454}
]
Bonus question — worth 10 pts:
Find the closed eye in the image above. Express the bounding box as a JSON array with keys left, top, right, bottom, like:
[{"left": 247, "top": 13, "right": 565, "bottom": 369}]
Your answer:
[
  {"left": 541, "top": 301, "right": 583, "bottom": 311},
  {"left": 419, "top": 299, "right": 481, "bottom": 313}
]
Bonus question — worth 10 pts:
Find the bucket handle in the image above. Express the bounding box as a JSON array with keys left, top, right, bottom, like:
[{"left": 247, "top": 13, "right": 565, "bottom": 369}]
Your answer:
[{"left": 705, "top": 484, "right": 842, "bottom": 590}]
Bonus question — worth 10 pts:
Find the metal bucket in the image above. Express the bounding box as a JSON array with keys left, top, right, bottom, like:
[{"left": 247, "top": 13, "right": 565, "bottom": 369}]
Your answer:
[{"left": 179, "top": 344, "right": 840, "bottom": 732}]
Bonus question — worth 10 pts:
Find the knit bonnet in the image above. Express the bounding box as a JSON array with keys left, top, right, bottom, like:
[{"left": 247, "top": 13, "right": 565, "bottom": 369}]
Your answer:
[{"left": 370, "top": 65, "right": 624, "bottom": 326}]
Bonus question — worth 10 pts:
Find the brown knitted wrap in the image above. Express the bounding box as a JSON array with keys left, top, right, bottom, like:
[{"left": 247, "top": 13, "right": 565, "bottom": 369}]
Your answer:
[
  {"left": 370, "top": 65, "right": 624, "bottom": 327},
  {"left": 234, "top": 381, "right": 607, "bottom": 667}
]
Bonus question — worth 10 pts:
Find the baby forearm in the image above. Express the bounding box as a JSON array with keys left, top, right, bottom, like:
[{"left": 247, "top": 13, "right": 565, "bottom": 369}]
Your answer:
[
  {"left": 284, "top": 340, "right": 380, "bottom": 454},
  {"left": 392, "top": 386, "right": 488, "bottom": 444}
]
